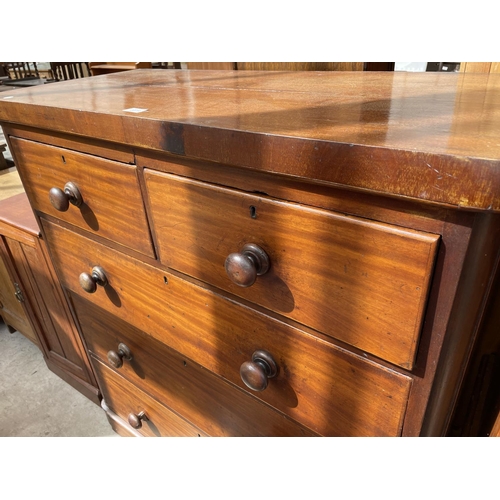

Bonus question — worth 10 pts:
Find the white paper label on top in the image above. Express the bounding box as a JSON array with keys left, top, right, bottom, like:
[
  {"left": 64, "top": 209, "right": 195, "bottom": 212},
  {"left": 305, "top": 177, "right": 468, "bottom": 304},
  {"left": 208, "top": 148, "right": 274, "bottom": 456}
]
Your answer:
[{"left": 123, "top": 108, "right": 148, "bottom": 113}]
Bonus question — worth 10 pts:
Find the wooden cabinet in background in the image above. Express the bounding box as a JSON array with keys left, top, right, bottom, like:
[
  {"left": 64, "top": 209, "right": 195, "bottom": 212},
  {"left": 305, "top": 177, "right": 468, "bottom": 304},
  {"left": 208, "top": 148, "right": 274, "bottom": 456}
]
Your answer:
[
  {"left": 187, "top": 63, "right": 236, "bottom": 70},
  {"left": 89, "top": 62, "right": 151, "bottom": 76},
  {"left": 187, "top": 62, "right": 394, "bottom": 71},
  {"left": 0, "top": 238, "right": 37, "bottom": 343},
  {"left": 460, "top": 62, "right": 500, "bottom": 73},
  {"left": 0, "top": 193, "right": 99, "bottom": 403}
]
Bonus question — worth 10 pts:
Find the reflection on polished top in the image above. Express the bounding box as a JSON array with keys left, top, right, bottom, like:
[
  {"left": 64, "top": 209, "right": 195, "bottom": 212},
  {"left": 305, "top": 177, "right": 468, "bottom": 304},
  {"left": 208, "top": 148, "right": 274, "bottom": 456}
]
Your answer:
[{"left": 0, "top": 70, "right": 499, "bottom": 211}]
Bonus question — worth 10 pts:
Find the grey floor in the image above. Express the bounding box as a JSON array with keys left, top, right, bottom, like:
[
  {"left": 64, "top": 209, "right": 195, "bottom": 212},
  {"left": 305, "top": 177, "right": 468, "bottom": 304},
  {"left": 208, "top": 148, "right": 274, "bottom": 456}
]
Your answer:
[{"left": 0, "top": 318, "right": 117, "bottom": 437}]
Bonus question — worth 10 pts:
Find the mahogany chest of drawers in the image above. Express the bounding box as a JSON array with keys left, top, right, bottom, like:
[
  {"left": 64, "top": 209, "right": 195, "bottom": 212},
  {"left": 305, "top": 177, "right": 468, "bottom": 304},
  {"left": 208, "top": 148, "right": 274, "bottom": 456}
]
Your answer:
[{"left": 1, "top": 70, "right": 499, "bottom": 436}]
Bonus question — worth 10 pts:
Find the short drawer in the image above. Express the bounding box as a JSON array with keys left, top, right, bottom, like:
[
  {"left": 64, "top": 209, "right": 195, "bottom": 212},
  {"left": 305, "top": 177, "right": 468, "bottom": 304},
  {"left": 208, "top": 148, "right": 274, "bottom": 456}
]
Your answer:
[
  {"left": 44, "top": 220, "right": 412, "bottom": 436},
  {"left": 144, "top": 171, "right": 440, "bottom": 369},
  {"left": 10, "top": 137, "right": 154, "bottom": 257},
  {"left": 74, "top": 294, "right": 316, "bottom": 437},
  {"left": 92, "top": 357, "right": 206, "bottom": 437}
]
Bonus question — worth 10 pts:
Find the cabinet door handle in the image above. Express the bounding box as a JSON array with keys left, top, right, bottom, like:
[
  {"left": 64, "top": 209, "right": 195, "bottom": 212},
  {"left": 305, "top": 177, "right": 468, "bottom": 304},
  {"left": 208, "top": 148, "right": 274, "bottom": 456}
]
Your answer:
[
  {"left": 240, "top": 349, "right": 278, "bottom": 392},
  {"left": 128, "top": 411, "right": 148, "bottom": 429},
  {"left": 14, "top": 283, "right": 24, "bottom": 302},
  {"left": 79, "top": 266, "right": 108, "bottom": 293},
  {"left": 107, "top": 343, "right": 133, "bottom": 368},
  {"left": 49, "top": 181, "right": 83, "bottom": 211},
  {"left": 225, "top": 243, "right": 270, "bottom": 287}
]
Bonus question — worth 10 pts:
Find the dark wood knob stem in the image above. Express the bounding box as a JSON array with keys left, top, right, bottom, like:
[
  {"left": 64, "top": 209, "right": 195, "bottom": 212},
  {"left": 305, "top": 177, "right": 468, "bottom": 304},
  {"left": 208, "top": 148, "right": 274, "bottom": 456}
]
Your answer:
[
  {"left": 128, "top": 411, "right": 148, "bottom": 429},
  {"left": 240, "top": 349, "right": 278, "bottom": 392},
  {"left": 107, "top": 342, "right": 133, "bottom": 368},
  {"left": 49, "top": 182, "right": 83, "bottom": 211},
  {"left": 79, "top": 266, "right": 108, "bottom": 293},
  {"left": 225, "top": 243, "right": 270, "bottom": 287}
]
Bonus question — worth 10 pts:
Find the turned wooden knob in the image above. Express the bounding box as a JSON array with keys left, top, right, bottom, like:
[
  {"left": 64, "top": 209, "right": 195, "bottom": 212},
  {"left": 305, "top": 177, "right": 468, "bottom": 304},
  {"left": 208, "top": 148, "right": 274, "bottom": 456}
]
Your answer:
[
  {"left": 107, "top": 343, "right": 133, "bottom": 368},
  {"left": 240, "top": 349, "right": 278, "bottom": 392},
  {"left": 49, "top": 182, "right": 83, "bottom": 211},
  {"left": 225, "top": 243, "right": 270, "bottom": 287},
  {"left": 128, "top": 411, "right": 148, "bottom": 429},
  {"left": 79, "top": 266, "right": 108, "bottom": 293}
]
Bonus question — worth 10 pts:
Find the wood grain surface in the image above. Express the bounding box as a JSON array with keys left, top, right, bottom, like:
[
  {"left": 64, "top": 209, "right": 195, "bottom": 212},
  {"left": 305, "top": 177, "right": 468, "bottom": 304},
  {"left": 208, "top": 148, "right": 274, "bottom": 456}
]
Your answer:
[
  {"left": 10, "top": 137, "right": 155, "bottom": 257},
  {"left": 145, "top": 171, "right": 440, "bottom": 368},
  {"left": 0, "top": 192, "right": 99, "bottom": 399},
  {"left": 4, "top": 69, "right": 499, "bottom": 437},
  {"left": 137, "top": 151, "right": 451, "bottom": 235},
  {"left": 236, "top": 62, "right": 364, "bottom": 71},
  {"left": 76, "top": 295, "right": 316, "bottom": 436},
  {"left": 0, "top": 192, "right": 38, "bottom": 237},
  {"left": 43, "top": 220, "right": 412, "bottom": 436},
  {"left": 491, "top": 410, "right": 500, "bottom": 436},
  {"left": 0, "top": 239, "right": 37, "bottom": 343},
  {"left": 1, "top": 232, "right": 98, "bottom": 394},
  {"left": 3, "top": 124, "right": 135, "bottom": 164},
  {"left": 187, "top": 63, "right": 236, "bottom": 70},
  {"left": 1, "top": 70, "right": 499, "bottom": 210},
  {"left": 460, "top": 62, "right": 500, "bottom": 74},
  {"left": 93, "top": 358, "right": 207, "bottom": 437}
]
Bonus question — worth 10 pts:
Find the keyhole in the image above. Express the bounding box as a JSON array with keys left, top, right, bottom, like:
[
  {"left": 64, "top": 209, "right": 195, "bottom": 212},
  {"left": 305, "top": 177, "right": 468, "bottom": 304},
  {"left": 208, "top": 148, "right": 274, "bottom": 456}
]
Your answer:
[
  {"left": 249, "top": 205, "right": 257, "bottom": 219},
  {"left": 61, "top": 155, "right": 66, "bottom": 164}
]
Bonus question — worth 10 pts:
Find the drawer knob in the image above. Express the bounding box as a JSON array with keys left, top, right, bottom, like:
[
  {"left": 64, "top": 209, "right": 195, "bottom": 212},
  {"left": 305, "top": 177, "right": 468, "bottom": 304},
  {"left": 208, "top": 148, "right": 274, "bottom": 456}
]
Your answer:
[
  {"left": 128, "top": 411, "right": 148, "bottom": 429},
  {"left": 225, "top": 243, "right": 270, "bottom": 287},
  {"left": 107, "top": 343, "right": 133, "bottom": 368},
  {"left": 240, "top": 349, "right": 278, "bottom": 392},
  {"left": 49, "top": 182, "right": 83, "bottom": 212},
  {"left": 79, "top": 266, "right": 108, "bottom": 293}
]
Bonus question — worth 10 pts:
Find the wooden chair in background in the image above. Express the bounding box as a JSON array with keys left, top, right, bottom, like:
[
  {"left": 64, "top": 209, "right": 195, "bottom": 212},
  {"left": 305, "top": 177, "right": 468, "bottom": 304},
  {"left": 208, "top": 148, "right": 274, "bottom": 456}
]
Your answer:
[
  {"left": 1, "top": 62, "right": 40, "bottom": 80},
  {"left": 49, "top": 62, "right": 90, "bottom": 81},
  {"left": 152, "top": 62, "right": 182, "bottom": 69},
  {"left": 0, "top": 63, "right": 46, "bottom": 87}
]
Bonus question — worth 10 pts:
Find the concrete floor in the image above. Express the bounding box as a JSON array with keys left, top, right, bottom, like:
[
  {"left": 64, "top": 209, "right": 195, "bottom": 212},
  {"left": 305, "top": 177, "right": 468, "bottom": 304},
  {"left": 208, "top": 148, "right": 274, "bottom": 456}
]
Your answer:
[{"left": 0, "top": 318, "right": 117, "bottom": 437}]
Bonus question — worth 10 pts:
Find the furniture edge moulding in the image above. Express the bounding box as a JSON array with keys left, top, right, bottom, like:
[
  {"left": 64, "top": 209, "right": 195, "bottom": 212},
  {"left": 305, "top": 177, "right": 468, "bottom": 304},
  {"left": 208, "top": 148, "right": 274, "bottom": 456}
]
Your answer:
[{"left": 1, "top": 119, "right": 499, "bottom": 213}]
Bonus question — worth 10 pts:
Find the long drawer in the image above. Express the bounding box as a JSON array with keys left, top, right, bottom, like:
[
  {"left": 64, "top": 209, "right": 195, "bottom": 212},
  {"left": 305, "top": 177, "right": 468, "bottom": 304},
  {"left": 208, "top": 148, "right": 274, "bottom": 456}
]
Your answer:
[
  {"left": 93, "top": 358, "right": 207, "bottom": 437},
  {"left": 144, "top": 171, "right": 440, "bottom": 369},
  {"left": 74, "top": 294, "right": 316, "bottom": 437},
  {"left": 44, "top": 220, "right": 412, "bottom": 436},
  {"left": 10, "top": 137, "right": 154, "bottom": 257}
]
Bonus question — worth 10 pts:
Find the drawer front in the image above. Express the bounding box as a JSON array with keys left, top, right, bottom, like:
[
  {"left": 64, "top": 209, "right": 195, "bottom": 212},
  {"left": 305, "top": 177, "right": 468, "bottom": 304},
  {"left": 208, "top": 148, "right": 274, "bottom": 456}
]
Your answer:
[
  {"left": 74, "top": 293, "right": 316, "bottom": 437},
  {"left": 10, "top": 137, "right": 154, "bottom": 257},
  {"left": 44, "top": 220, "right": 412, "bottom": 436},
  {"left": 144, "top": 171, "right": 440, "bottom": 369},
  {"left": 92, "top": 357, "right": 206, "bottom": 437}
]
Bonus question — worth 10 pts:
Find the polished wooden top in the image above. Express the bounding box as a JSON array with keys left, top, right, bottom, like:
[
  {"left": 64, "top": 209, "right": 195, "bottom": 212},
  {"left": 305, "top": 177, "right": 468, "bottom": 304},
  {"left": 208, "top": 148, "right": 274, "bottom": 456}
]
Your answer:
[
  {"left": 0, "top": 192, "right": 39, "bottom": 235},
  {"left": 1, "top": 70, "right": 499, "bottom": 211}
]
